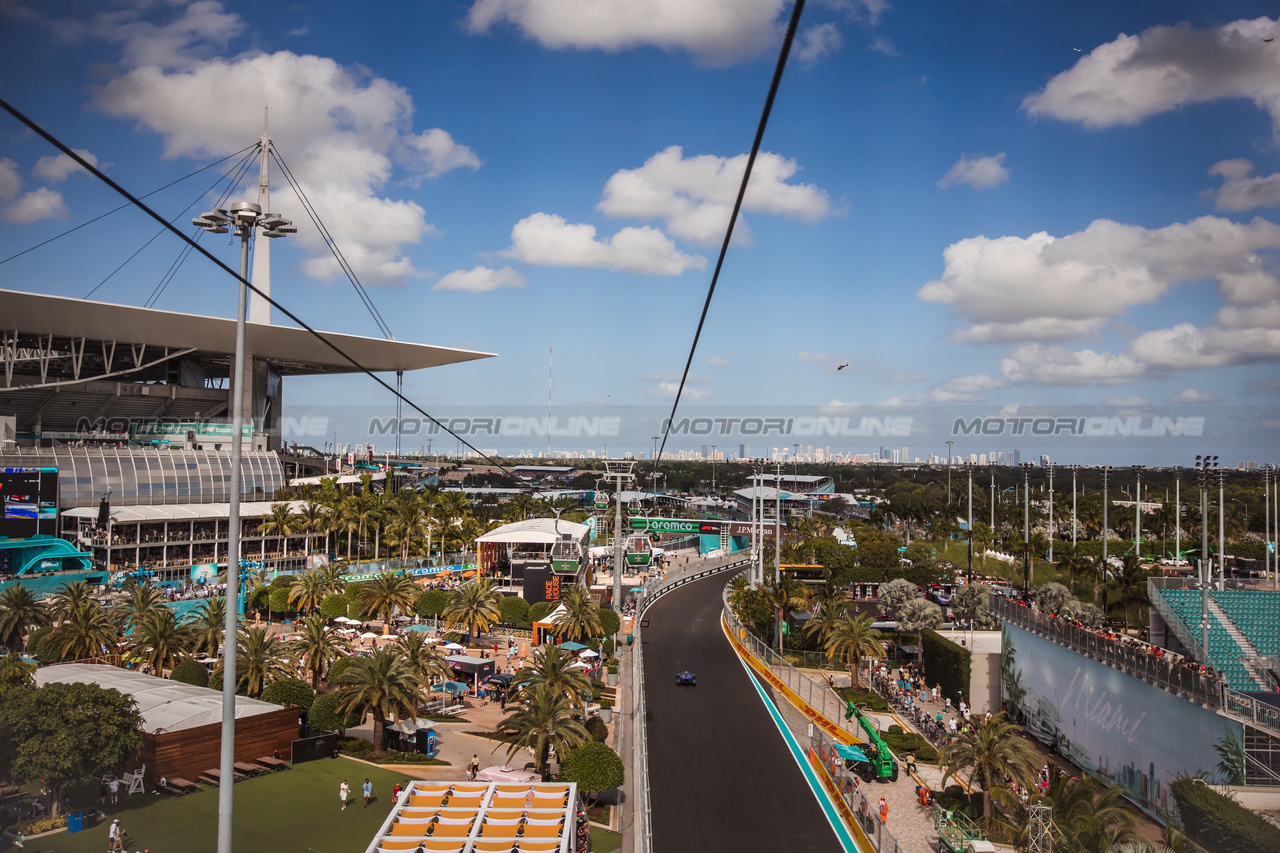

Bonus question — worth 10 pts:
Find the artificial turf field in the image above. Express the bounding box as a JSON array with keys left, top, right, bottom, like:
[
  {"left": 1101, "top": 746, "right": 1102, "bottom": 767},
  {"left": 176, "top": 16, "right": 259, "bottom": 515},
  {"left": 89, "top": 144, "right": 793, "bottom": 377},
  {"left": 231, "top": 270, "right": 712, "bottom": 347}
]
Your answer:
[
  {"left": 25, "top": 758, "right": 622, "bottom": 853},
  {"left": 31, "top": 758, "right": 425, "bottom": 853}
]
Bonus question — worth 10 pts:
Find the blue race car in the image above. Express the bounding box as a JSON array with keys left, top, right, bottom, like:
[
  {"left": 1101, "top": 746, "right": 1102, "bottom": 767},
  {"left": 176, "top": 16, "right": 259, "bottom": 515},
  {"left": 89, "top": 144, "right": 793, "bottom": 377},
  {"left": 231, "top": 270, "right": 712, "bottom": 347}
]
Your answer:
[{"left": 676, "top": 671, "right": 696, "bottom": 686}]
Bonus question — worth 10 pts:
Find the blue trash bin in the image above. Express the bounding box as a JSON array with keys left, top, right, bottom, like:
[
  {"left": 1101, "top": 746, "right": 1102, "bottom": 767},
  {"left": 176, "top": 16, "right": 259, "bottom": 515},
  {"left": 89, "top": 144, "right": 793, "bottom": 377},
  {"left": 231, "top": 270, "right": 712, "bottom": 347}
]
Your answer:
[{"left": 67, "top": 810, "right": 84, "bottom": 833}]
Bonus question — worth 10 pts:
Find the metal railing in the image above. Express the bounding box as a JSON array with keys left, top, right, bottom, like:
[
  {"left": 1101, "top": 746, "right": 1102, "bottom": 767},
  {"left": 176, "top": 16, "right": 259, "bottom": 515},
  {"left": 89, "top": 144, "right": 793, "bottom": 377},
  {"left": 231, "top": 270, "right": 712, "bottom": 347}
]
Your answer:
[{"left": 808, "top": 726, "right": 908, "bottom": 853}]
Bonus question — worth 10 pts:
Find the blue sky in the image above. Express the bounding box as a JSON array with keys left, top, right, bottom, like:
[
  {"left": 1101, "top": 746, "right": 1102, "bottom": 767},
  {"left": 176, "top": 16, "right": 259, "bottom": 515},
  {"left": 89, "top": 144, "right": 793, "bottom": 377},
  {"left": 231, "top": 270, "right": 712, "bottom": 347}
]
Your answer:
[{"left": 1, "top": 1, "right": 1278, "bottom": 461}]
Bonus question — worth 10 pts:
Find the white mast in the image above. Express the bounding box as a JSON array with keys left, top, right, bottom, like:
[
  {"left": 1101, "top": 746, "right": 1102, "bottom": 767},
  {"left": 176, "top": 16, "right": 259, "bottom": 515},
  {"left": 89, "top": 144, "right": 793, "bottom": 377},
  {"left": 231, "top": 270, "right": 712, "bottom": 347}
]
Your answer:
[{"left": 248, "top": 108, "right": 272, "bottom": 325}]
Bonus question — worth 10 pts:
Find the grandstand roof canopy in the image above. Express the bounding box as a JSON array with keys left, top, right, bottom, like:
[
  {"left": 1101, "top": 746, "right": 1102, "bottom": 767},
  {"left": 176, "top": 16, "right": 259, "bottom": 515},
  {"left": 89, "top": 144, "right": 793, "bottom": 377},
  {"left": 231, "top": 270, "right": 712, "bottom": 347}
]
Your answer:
[
  {"left": 0, "top": 289, "right": 494, "bottom": 376},
  {"left": 35, "top": 663, "right": 284, "bottom": 733},
  {"left": 62, "top": 499, "right": 307, "bottom": 524},
  {"left": 476, "top": 517, "right": 589, "bottom": 545}
]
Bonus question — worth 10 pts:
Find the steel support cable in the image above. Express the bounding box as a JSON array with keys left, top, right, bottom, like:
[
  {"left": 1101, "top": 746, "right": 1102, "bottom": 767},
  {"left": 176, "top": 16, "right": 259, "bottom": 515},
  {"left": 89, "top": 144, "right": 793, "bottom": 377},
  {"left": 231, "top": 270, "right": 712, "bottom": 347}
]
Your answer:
[
  {"left": 654, "top": 0, "right": 806, "bottom": 465},
  {"left": 0, "top": 96, "right": 552, "bottom": 496},
  {"left": 270, "top": 148, "right": 395, "bottom": 340},
  {"left": 141, "top": 147, "right": 261, "bottom": 307},
  {"left": 2, "top": 144, "right": 256, "bottom": 268}
]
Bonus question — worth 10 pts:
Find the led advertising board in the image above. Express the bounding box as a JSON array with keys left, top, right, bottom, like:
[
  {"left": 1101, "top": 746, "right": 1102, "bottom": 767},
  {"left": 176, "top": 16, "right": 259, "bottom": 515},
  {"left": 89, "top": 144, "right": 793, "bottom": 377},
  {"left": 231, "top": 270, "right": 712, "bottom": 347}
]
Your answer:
[{"left": 0, "top": 467, "right": 58, "bottom": 538}]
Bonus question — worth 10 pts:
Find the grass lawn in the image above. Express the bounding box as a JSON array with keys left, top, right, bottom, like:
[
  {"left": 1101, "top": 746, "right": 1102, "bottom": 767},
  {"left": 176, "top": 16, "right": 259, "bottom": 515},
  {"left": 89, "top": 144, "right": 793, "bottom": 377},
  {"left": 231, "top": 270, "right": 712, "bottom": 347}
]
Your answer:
[
  {"left": 590, "top": 825, "right": 621, "bottom": 852},
  {"left": 30, "top": 758, "right": 416, "bottom": 853}
]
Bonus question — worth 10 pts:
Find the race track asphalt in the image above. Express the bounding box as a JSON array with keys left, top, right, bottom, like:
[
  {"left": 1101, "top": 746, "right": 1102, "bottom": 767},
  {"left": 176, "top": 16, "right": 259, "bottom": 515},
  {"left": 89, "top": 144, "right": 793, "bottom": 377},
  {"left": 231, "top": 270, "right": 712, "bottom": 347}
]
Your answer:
[{"left": 642, "top": 571, "right": 843, "bottom": 852}]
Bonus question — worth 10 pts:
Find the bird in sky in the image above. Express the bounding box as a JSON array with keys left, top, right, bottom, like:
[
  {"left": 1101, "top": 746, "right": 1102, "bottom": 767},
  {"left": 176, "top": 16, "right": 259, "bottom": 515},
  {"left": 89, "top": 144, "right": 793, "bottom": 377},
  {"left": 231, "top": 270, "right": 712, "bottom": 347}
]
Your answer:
[
  {"left": 1264, "top": 37, "right": 1274, "bottom": 42},
  {"left": 836, "top": 363, "right": 849, "bottom": 371}
]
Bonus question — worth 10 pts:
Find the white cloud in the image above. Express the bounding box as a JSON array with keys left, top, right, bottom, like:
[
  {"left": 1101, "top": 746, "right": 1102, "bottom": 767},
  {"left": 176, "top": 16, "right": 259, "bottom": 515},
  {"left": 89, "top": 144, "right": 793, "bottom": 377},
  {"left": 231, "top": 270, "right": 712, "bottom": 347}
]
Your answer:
[
  {"left": 868, "top": 36, "right": 898, "bottom": 56},
  {"left": 1022, "top": 17, "right": 1280, "bottom": 134},
  {"left": 818, "top": 399, "right": 860, "bottom": 415},
  {"left": 647, "top": 381, "right": 712, "bottom": 401},
  {"left": 54, "top": 0, "right": 245, "bottom": 70},
  {"left": 1208, "top": 159, "right": 1280, "bottom": 211},
  {"left": 597, "top": 146, "right": 832, "bottom": 246},
  {"left": 797, "top": 23, "right": 842, "bottom": 64},
  {"left": 1165, "top": 388, "right": 1221, "bottom": 404},
  {"left": 794, "top": 350, "right": 831, "bottom": 362},
  {"left": 1246, "top": 376, "right": 1280, "bottom": 395},
  {"left": 464, "top": 0, "right": 789, "bottom": 66},
  {"left": 433, "top": 265, "right": 526, "bottom": 293},
  {"left": 0, "top": 158, "right": 21, "bottom": 200},
  {"left": 1129, "top": 322, "right": 1280, "bottom": 370},
  {"left": 33, "top": 149, "right": 99, "bottom": 182},
  {"left": 879, "top": 374, "right": 1004, "bottom": 404},
  {"left": 500, "top": 212, "right": 705, "bottom": 275},
  {"left": 920, "top": 216, "right": 1280, "bottom": 343},
  {"left": 94, "top": 48, "right": 482, "bottom": 284},
  {"left": 705, "top": 354, "right": 732, "bottom": 367},
  {"left": 937, "top": 153, "right": 1009, "bottom": 190},
  {"left": 406, "top": 129, "right": 481, "bottom": 181},
  {"left": 1103, "top": 395, "right": 1151, "bottom": 406},
  {"left": 4, "top": 188, "right": 69, "bottom": 224},
  {"left": 1000, "top": 344, "right": 1146, "bottom": 385}
]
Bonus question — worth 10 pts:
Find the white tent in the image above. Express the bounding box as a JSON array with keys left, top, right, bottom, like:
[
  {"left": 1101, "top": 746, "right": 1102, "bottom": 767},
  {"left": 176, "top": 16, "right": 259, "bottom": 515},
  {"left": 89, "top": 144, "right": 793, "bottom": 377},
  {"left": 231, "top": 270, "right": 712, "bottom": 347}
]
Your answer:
[{"left": 475, "top": 518, "right": 590, "bottom": 546}]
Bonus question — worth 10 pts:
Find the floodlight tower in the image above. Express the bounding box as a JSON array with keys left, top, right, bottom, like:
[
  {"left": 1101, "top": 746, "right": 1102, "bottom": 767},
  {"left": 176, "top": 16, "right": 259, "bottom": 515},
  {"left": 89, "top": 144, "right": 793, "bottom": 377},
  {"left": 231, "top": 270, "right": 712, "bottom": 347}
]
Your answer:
[
  {"left": 1101, "top": 466, "right": 1112, "bottom": 570},
  {"left": 1046, "top": 461, "right": 1055, "bottom": 562},
  {"left": 1020, "top": 462, "right": 1034, "bottom": 592},
  {"left": 1132, "top": 465, "right": 1145, "bottom": 563},
  {"left": 966, "top": 463, "right": 974, "bottom": 583},
  {"left": 193, "top": 183, "right": 293, "bottom": 853},
  {"left": 1195, "top": 454, "right": 1218, "bottom": 654},
  {"left": 1173, "top": 466, "right": 1183, "bottom": 567},
  {"left": 1069, "top": 464, "right": 1079, "bottom": 551}
]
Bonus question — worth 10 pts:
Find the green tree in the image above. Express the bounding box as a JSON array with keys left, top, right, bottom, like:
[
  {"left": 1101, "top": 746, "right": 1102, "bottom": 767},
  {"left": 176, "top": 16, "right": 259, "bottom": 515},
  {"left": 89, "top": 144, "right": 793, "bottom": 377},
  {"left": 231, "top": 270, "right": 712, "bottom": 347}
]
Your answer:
[
  {"left": 169, "top": 659, "right": 210, "bottom": 687},
  {"left": 48, "top": 579, "right": 94, "bottom": 622},
  {"left": 357, "top": 572, "right": 419, "bottom": 626},
  {"left": 597, "top": 607, "right": 621, "bottom": 638},
  {"left": 552, "top": 584, "right": 604, "bottom": 642},
  {"left": 415, "top": 588, "right": 450, "bottom": 619},
  {"left": 261, "top": 677, "right": 316, "bottom": 714},
  {"left": 289, "top": 570, "right": 329, "bottom": 615},
  {"left": 559, "top": 741, "right": 624, "bottom": 805},
  {"left": 528, "top": 601, "right": 553, "bottom": 623},
  {"left": 291, "top": 614, "right": 352, "bottom": 689},
  {"left": 308, "top": 690, "right": 364, "bottom": 734},
  {"left": 114, "top": 581, "right": 166, "bottom": 632},
  {"left": 498, "top": 683, "right": 589, "bottom": 775},
  {"left": 1033, "top": 582, "right": 1073, "bottom": 616},
  {"left": 940, "top": 712, "right": 1037, "bottom": 822},
  {"left": 319, "top": 594, "right": 351, "bottom": 620},
  {"left": 257, "top": 503, "right": 298, "bottom": 557},
  {"left": 395, "top": 631, "right": 452, "bottom": 688},
  {"left": 514, "top": 643, "right": 592, "bottom": 707},
  {"left": 876, "top": 577, "right": 919, "bottom": 618},
  {"left": 335, "top": 648, "right": 423, "bottom": 749},
  {"left": 760, "top": 572, "right": 809, "bottom": 650},
  {"left": 897, "top": 598, "right": 942, "bottom": 674},
  {"left": 825, "top": 612, "right": 884, "bottom": 688},
  {"left": 498, "top": 595, "right": 530, "bottom": 626},
  {"left": 443, "top": 579, "right": 503, "bottom": 642},
  {"left": 803, "top": 586, "right": 850, "bottom": 660},
  {"left": 1108, "top": 554, "right": 1150, "bottom": 632},
  {"left": 0, "top": 681, "right": 144, "bottom": 817},
  {"left": 0, "top": 584, "right": 50, "bottom": 651},
  {"left": 228, "top": 626, "right": 294, "bottom": 698},
  {"left": 0, "top": 652, "right": 36, "bottom": 695}
]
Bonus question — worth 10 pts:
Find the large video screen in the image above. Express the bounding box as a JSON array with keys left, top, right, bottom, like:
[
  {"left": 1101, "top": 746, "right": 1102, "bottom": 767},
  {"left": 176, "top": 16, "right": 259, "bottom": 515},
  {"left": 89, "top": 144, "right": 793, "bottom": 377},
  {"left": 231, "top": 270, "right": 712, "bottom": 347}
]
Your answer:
[
  {"left": 0, "top": 467, "right": 59, "bottom": 538},
  {"left": 1003, "top": 623, "right": 1243, "bottom": 820}
]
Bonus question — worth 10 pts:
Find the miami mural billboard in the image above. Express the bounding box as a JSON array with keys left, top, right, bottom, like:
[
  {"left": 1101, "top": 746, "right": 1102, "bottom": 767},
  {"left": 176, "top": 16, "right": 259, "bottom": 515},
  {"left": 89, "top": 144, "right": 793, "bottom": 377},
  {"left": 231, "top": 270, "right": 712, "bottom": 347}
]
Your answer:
[{"left": 1001, "top": 623, "right": 1243, "bottom": 819}]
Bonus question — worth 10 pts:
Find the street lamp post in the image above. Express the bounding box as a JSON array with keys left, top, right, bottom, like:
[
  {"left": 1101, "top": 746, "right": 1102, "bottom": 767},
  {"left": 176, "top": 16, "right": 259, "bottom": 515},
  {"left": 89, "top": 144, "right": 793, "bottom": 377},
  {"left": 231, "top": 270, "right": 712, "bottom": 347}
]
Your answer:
[
  {"left": 710, "top": 445, "right": 717, "bottom": 495},
  {"left": 1218, "top": 468, "right": 1227, "bottom": 586},
  {"left": 193, "top": 198, "right": 292, "bottom": 853},
  {"left": 1101, "top": 466, "right": 1112, "bottom": 570},
  {"left": 945, "top": 440, "right": 955, "bottom": 504},
  {"left": 1195, "top": 455, "right": 1218, "bottom": 656},
  {"left": 1174, "top": 466, "right": 1183, "bottom": 567},
  {"left": 1046, "top": 462, "right": 1055, "bottom": 563},
  {"left": 1132, "top": 465, "right": 1144, "bottom": 563},
  {"left": 1070, "top": 465, "right": 1079, "bottom": 552},
  {"left": 989, "top": 463, "right": 996, "bottom": 533},
  {"left": 967, "top": 464, "right": 974, "bottom": 583},
  {"left": 1020, "top": 462, "right": 1033, "bottom": 592}
]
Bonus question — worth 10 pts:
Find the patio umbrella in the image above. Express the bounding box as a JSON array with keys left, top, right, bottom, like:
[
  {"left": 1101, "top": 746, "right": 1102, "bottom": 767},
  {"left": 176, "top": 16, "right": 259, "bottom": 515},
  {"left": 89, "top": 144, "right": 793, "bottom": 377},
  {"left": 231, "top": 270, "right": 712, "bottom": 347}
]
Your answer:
[
  {"left": 559, "top": 641, "right": 588, "bottom": 651},
  {"left": 360, "top": 632, "right": 379, "bottom": 639},
  {"left": 630, "top": 587, "right": 645, "bottom": 593},
  {"left": 443, "top": 642, "right": 466, "bottom": 651},
  {"left": 432, "top": 681, "right": 469, "bottom": 694},
  {"left": 568, "top": 661, "right": 590, "bottom": 670},
  {"left": 579, "top": 649, "right": 599, "bottom": 658}
]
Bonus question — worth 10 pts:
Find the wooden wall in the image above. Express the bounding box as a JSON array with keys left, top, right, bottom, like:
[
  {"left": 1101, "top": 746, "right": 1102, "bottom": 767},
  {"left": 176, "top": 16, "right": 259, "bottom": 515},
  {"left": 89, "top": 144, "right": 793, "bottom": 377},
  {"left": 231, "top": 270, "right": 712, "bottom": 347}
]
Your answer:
[{"left": 137, "top": 707, "right": 299, "bottom": 787}]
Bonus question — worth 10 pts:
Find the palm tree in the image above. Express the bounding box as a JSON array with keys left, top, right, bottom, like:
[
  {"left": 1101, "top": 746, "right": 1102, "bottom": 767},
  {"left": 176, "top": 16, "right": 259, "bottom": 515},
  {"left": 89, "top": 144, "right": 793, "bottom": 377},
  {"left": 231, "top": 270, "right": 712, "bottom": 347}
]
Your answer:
[
  {"left": 443, "top": 579, "right": 502, "bottom": 643},
  {"left": 802, "top": 586, "right": 849, "bottom": 659},
  {"left": 353, "top": 493, "right": 384, "bottom": 559},
  {"left": 824, "top": 613, "right": 884, "bottom": 688},
  {"left": 112, "top": 580, "right": 165, "bottom": 633},
  {"left": 395, "top": 631, "right": 451, "bottom": 690},
  {"left": 940, "top": 711, "right": 1037, "bottom": 822},
  {"left": 231, "top": 626, "right": 294, "bottom": 697},
  {"left": 318, "top": 562, "right": 348, "bottom": 596},
  {"left": 297, "top": 501, "right": 329, "bottom": 556},
  {"left": 552, "top": 584, "right": 603, "bottom": 642},
  {"left": 760, "top": 572, "right": 809, "bottom": 651},
  {"left": 289, "top": 570, "right": 328, "bottom": 615},
  {"left": 48, "top": 579, "right": 94, "bottom": 623},
  {"left": 897, "top": 597, "right": 942, "bottom": 674},
  {"left": 356, "top": 572, "right": 419, "bottom": 628},
  {"left": 514, "top": 643, "right": 592, "bottom": 707},
  {"left": 45, "top": 599, "right": 118, "bottom": 661},
  {"left": 335, "top": 648, "right": 423, "bottom": 749},
  {"left": 1108, "top": 554, "right": 1149, "bottom": 632},
  {"left": 258, "top": 503, "right": 298, "bottom": 557},
  {"left": 191, "top": 596, "right": 227, "bottom": 659},
  {"left": 291, "top": 614, "right": 351, "bottom": 689},
  {"left": 127, "top": 607, "right": 195, "bottom": 674},
  {"left": 0, "top": 584, "right": 50, "bottom": 652},
  {"left": 498, "top": 683, "right": 589, "bottom": 775}
]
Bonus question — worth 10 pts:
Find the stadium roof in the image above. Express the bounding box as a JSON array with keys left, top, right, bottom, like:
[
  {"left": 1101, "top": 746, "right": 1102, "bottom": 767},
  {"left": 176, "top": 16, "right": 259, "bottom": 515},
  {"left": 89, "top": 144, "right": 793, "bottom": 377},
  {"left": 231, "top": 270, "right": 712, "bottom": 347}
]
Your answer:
[
  {"left": 62, "top": 499, "right": 307, "bottom": 524},
  {"left": 35, "top": 663, "right": 287, "bottom": 733},
  {"left": 0, "top": 289, "right": 494, "bottom": 376}
]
